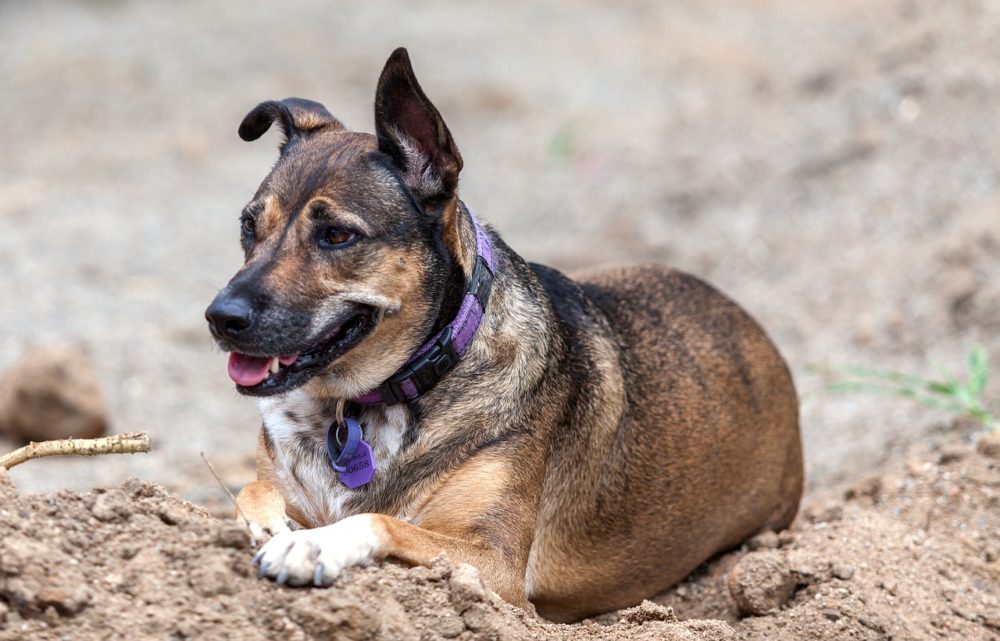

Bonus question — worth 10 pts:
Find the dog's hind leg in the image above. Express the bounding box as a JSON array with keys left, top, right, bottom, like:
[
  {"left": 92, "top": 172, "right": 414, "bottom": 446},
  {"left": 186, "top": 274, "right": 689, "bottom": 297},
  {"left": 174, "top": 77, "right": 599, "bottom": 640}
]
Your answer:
[{"left": 766, "top": 427, "right": 804, "bottom": 531}]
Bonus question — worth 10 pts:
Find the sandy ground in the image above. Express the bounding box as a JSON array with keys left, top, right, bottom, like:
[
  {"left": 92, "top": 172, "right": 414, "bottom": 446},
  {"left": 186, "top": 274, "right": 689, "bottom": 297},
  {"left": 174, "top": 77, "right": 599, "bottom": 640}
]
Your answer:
[
  {"left": 2, "top": 0, "right": 999, "bottom": 500},
  {"left": 2, "top": 424, "right": 996, "bottom": 640}
]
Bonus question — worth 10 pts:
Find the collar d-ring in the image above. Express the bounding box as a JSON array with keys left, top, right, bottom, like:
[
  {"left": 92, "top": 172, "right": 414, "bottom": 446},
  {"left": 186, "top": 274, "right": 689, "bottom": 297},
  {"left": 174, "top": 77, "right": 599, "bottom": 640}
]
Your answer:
[{"left": 334, "top": 398, "right": 348, "bottom": 447}]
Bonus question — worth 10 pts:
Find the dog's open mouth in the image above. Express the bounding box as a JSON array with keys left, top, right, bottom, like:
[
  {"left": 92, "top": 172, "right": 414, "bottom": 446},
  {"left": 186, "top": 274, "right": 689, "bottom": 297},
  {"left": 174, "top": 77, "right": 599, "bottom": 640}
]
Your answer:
[{"left": 226, "top": 309, "right": 378, "bottom": 396}]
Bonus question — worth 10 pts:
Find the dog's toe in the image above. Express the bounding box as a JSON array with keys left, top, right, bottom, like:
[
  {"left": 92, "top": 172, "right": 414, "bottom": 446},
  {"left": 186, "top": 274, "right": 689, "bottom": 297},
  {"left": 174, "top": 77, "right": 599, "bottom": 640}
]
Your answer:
[
  {"left": 280, "top": 537, "right": 323, "bottom": 586},
  {"left": 257, "top": 533, "right": 295, "bottom": 580}
]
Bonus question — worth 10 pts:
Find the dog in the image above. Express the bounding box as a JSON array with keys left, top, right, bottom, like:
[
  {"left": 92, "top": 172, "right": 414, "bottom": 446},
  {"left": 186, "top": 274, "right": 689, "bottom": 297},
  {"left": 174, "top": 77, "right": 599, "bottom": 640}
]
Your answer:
[{"left": 205, "top": 47, "right": 803, "bottom": 622}]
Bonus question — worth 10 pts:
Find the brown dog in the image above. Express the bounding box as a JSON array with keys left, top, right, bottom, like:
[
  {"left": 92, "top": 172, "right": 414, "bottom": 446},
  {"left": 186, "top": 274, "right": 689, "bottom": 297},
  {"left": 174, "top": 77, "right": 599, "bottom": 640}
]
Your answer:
[{"left": 205, "top": 47, "right": 802, "bottom": 622}]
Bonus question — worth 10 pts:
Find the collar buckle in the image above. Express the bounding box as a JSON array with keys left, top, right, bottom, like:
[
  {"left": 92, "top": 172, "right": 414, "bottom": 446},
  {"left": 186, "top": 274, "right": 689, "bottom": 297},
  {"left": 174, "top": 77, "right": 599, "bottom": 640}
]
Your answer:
[{"left": 379, "top": 327, "right": 456, "bottom": 405}]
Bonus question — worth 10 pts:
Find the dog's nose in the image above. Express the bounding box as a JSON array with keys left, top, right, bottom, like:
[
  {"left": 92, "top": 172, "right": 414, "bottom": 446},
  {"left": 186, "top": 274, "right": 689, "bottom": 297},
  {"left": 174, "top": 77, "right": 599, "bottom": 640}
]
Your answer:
[{"left": 205, "top": 295, "right": 255, "bottom": 339}]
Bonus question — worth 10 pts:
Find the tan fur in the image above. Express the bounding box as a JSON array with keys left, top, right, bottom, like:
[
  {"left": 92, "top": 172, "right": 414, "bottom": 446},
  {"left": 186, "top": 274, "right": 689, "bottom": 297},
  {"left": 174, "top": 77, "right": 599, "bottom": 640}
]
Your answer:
[
  {"left": 376, "top": 453, "right": 537, "bottom": 608},
  {"left": 524, "top": 265, "right": 802, "bottom": 621}
]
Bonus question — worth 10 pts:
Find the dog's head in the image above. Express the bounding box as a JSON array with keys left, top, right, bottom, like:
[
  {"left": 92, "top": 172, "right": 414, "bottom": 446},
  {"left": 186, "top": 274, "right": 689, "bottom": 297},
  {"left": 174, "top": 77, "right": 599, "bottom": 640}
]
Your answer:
[{"left": 206, "top": 48, "right": 471, "bottom": 398}]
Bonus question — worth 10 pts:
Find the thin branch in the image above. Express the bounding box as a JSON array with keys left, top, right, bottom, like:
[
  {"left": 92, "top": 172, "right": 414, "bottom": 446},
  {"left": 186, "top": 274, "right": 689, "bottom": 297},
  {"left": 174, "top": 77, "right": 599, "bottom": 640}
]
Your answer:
[
  {"left": 199, "top": 451, "right": 256, "bottom": 544},
  {"left": 0, "top": 432, "right": 150, "bottom": 469}
]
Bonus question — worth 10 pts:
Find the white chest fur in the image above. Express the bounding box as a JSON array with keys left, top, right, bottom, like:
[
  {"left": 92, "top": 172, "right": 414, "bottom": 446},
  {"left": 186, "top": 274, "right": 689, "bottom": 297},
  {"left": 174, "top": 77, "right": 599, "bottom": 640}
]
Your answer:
[{"left": 258, "top": 390, "right": 408, "bottom": 526}]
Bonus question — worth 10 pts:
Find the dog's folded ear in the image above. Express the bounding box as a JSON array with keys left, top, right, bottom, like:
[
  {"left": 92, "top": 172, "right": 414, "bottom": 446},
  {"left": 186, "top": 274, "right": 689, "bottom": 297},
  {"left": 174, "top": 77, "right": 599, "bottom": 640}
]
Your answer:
[
  {"left": 238, "top": 98, "right": 343, "bottom": 149},
  {"left": 375, "top": 48, "right": 463, "bottom": 207}
]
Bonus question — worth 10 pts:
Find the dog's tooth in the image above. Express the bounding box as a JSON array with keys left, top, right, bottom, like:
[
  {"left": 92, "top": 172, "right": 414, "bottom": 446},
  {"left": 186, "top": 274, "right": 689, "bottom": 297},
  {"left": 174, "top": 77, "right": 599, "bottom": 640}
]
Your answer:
[{"left": 270, "top": 357, "right": 280, "bottom": 374}]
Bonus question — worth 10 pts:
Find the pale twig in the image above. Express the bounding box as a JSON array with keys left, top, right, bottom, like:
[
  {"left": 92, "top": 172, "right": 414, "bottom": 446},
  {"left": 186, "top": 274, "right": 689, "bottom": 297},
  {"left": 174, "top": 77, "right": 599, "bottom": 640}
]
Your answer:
[
  {"left": 199, "top": 451, "right": 256, "bottom": 545},
  {"left": 0, "top": 432, "right": 150, "bottom": 470}
]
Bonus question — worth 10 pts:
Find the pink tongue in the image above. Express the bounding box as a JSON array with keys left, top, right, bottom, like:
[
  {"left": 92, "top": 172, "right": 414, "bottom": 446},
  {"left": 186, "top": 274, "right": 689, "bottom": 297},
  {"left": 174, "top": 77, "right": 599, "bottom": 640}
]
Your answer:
[{"left": 228, "top": 353, "right": 272, "bottom": 387}]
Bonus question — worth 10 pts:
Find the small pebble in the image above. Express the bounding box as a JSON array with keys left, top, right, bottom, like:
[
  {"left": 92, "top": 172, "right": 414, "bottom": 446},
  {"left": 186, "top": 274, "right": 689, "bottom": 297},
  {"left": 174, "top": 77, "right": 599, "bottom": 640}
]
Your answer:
[
  {"left": 844, "top": 477, "right": 883, "bottom": 501},
  {"left": 449, "top": 564, "right": 488, "bottom": 605},
  {"left": 805, "top": 502, "right": 843, "bottom": 523},
  {"left": 832, "top": 564, "right": 856, "bottom": 580},
  {"left": 728, "top": 551, "right": 796, "bottom": 616},
  {"left": 976, "top": 432, "right": 1000, "bottom": 459},
  {"left": 438, "top": 614, "right": 466, "bottom": 638},
  {"left": 749, "top": 530, "right": 780, "bottom": 550},
  {"left": 937, "top": 446, "right": 966, "bottom": 464}
]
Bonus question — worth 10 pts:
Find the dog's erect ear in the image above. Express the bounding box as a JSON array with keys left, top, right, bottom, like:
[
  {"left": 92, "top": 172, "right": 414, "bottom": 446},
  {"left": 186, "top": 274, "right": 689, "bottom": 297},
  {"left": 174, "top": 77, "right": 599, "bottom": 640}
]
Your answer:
[
  {"left": 238, "top": 97, "right": 343, "bottom": 149},
  {"left": 374, "top": 48, "right": 463, "bottom": 205}
]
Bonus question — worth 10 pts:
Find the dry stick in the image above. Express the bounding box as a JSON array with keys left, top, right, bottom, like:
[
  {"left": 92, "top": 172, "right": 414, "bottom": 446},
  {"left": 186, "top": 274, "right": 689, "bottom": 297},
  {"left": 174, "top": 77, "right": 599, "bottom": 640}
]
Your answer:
[
  {"left": 199, "top": 451, "right": 257, "bottom": 545},
  {"left": 0, "top": 432, "right": 150, "bottom": 470}
]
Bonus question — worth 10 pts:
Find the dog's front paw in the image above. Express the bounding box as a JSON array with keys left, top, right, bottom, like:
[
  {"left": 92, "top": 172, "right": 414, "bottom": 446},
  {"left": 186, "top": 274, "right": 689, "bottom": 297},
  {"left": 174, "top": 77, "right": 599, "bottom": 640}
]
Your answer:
[{"left": 253, "top": 514, "right": 380, "bottom": 587}]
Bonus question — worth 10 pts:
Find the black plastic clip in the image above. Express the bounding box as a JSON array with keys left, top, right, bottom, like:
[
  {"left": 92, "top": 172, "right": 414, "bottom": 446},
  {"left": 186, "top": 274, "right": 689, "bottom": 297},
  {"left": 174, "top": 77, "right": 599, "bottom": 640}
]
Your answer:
[
  {"left": 379, "top": 327, "right": 456, "bottom": 405},
  {"left": 468, "top": 256, "right": 494, "bottom": 309}
]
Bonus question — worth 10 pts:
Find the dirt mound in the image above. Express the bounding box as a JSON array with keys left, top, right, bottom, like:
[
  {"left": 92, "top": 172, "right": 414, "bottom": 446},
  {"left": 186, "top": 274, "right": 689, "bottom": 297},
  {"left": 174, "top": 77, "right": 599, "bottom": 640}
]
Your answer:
[
  {"left": 0, "top": 343, "right": 108, "bottom": 443},
  {"left": 1, "top": 427, "right": 997, "bottom": 640},
  {"left": 0, "top": 471, "right": 731, "bottom": 640}
]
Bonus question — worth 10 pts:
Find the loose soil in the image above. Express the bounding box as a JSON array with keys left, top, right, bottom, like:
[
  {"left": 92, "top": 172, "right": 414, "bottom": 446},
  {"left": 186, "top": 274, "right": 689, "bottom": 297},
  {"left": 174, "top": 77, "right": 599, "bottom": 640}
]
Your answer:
[
  {"left": 2, "top": 426, "right": 996, "bottom": 640},
  {"left": 2, "top": 0, "right": 1000, "bottom": 500}
]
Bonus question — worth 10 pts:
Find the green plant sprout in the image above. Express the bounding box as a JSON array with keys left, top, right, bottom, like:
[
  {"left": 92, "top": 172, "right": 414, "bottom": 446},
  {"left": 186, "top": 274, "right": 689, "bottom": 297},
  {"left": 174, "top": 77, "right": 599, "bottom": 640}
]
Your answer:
[
  {"left": 812, "top": 345, "right": 996, "bottom": 431},
  {"left": 547, "top": 122, "right": 577, "bottom": 164}
]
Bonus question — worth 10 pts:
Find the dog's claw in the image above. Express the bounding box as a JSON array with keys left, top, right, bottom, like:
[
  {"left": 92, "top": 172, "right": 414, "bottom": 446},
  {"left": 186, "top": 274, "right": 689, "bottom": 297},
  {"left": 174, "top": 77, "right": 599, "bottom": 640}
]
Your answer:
[
  {"left": 258, "top": 560, "right": 270, "bottom": 578},
  {"left": 313, "top": 563, "right": 325, "bottom": 587},
  {"left": 252, "top": 549, "right": 264, "bottom": 565},
  {"left": 276, "top": 569, "right": 289, "bottom": 585}
]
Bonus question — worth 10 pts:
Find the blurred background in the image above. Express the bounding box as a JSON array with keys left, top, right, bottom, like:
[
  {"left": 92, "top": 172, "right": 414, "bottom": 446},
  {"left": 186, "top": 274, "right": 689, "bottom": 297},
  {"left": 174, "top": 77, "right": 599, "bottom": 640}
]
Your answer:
[{"left": 1, "top": 0, "right": 998, "bottom": 506}]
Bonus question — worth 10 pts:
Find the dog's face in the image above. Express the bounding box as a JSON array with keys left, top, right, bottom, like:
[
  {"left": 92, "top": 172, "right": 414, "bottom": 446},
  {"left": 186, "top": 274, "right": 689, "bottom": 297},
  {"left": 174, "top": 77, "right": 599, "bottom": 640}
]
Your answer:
[{"left": 206, "top": 49, "right": 466, "bottom": 398}]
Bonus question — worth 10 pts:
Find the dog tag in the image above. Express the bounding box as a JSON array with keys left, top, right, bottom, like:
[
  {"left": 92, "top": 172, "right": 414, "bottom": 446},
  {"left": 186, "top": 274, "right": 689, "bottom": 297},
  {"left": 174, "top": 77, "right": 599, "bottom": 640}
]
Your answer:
[
  {"left": 338, "top": 438, "right": 376, "bottom": 488},
  {"left": 326, "top": 417, "right": 376, "bottom": 488}
]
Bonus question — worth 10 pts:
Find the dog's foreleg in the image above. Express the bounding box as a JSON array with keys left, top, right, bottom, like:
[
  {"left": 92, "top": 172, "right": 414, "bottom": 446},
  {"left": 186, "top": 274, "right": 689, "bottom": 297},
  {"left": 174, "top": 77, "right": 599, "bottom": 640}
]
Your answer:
[
  {"left": 236, "top": 427, "right": 302, "bottom": 540},
  {"left": 253, "top": 513, "right": 528, "bottom": 607},
  {"left": 236, "top": 480, "right": 295, "bottom": 541},
  {"left": 254, "top": 448, "right": 538, "bottom": 607}
]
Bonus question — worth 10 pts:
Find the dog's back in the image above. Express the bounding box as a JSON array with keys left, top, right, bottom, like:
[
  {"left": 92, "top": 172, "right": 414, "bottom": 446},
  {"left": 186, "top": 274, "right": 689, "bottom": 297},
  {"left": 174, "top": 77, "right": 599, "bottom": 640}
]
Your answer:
[{"left": 525, "top": 264, "right": 802, "bottom": 621}]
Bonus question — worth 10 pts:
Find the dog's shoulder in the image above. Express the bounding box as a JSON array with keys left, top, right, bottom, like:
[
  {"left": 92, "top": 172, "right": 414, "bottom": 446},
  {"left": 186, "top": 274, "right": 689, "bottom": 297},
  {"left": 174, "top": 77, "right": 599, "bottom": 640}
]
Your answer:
[{"left": 527, "top": 262, "right": 603, "bottom": 330}]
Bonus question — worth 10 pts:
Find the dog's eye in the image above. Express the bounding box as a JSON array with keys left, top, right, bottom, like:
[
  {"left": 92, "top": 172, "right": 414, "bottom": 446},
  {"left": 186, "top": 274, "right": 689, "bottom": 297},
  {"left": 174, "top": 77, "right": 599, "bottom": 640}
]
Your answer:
[
  {"left": 321, "top": 227, "right": 357, "bottom": 248},
  {"left": 241, "top": 216, "right": 256, "bottom": 237}
]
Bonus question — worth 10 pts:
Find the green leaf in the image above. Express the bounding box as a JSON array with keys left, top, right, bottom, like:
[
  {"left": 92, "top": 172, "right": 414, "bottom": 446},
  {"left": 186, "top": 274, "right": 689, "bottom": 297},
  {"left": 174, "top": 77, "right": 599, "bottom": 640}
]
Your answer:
[
  {"left": 828, "top": 365, "right": 928, "bottom": 387},
  {"left": 927, "top": 380, "right": 956, "bottom": 396},
  {"left": 819, "top": 349, "right": 996, "bottom": 429},
  {"left": 968, "top": 345, "right": 989, "bottom": 395}
]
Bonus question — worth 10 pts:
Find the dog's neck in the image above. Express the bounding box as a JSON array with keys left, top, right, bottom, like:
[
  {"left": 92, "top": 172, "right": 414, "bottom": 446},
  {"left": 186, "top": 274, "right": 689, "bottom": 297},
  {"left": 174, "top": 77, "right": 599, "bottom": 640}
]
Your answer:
[{"left": 351, "top": 202, "right": 494, "bottom": 406}]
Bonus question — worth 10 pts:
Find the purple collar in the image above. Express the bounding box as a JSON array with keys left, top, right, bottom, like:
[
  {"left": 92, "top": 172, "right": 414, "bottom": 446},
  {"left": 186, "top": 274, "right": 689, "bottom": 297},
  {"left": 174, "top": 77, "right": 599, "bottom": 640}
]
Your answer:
[{"left": 353, "top": 212, "right": 496, "bottom": 405}]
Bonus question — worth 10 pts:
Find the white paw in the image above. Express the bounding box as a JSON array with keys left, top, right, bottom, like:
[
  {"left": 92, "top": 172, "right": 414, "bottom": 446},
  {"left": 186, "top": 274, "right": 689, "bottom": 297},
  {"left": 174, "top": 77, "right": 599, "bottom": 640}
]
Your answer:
[{"left": 253, "top": 514, "right": 379, "bottom": 587}]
